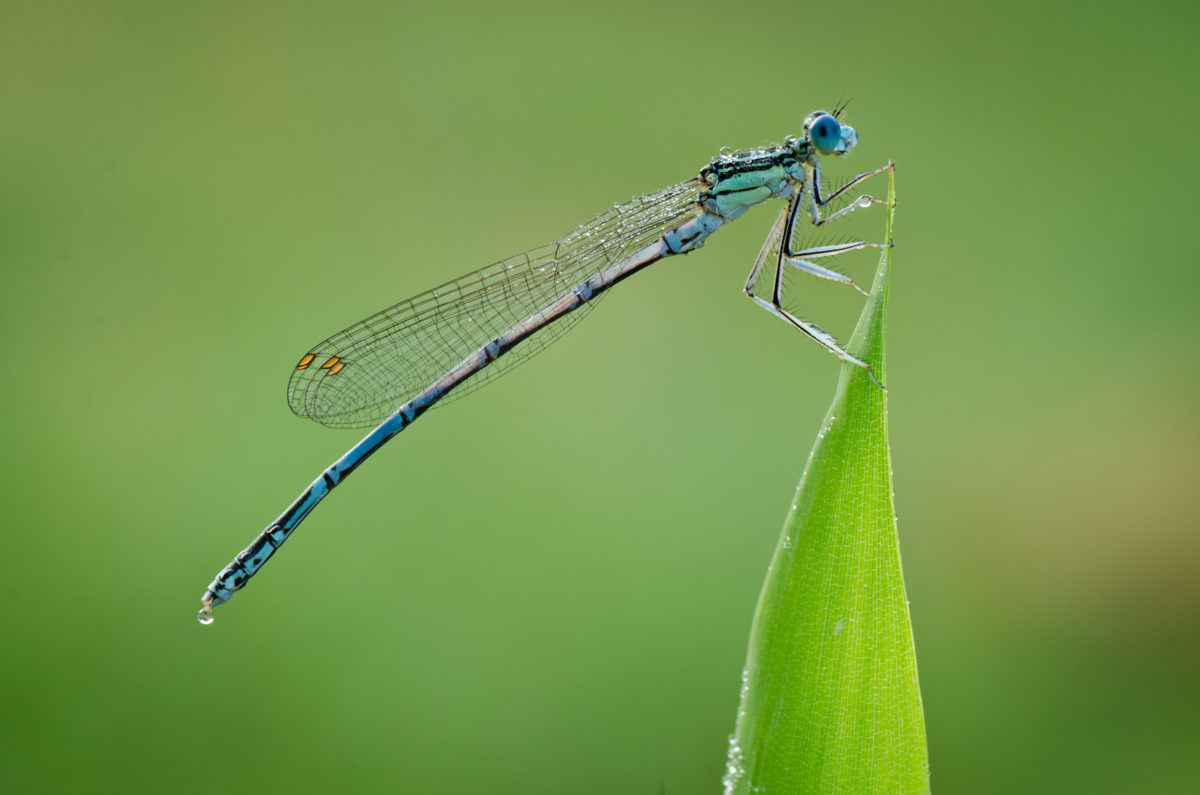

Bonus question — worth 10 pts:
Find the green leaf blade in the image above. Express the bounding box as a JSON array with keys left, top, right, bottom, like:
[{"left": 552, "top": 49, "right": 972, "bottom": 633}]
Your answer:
[{"left": 728, "top": 170, "right": 929, "bottom": 795}]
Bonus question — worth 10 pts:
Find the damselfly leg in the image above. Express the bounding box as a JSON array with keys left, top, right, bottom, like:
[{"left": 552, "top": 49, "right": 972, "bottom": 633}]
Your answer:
[
  {"left": 744, "top": 160, "right": 894, "bottom": 387},
  {"left": 809, "top": 159, "right": 895, "bottom": 226}
]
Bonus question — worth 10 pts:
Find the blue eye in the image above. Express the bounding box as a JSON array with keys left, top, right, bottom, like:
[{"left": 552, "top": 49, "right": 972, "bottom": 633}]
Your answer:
[{"left": 810, "top": 115, "right": 841, "bottom": 153}]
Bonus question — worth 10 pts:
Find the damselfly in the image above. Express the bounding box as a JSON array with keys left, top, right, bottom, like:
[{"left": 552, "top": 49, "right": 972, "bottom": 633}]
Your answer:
[{"left": 199, "top": 108, "right": 893, "bottom": 623}]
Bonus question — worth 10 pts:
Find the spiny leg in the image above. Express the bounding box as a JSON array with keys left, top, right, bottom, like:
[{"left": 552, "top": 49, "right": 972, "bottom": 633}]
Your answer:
[
  {"left": 791, "top": 180, "right": 891, "bottom": 387},
  {"left": 808, "top": 159, "right": 895, "bottom": 227},
  {"left": 784, "top": 240, "right": 893, "bottom": 297},
  {"left": 742, "top": 180, "right": 891, "bottom": 302},
  {"left": 742, "top": 200, "right": 789, "bottom": 300},
  {"left": 787, "top": 158, "right": 894, "bottom": 295},
  {"left": 742, "top": 197, "right": 880, "bottom": 385},
  {"left": 816, "top": 159, "right": 894, "bottom": 207}
]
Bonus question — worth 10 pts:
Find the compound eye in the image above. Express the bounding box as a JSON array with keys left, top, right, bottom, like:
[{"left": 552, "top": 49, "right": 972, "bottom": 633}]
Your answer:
[{"left": 809, "top": 114, "right": 841, "bottom": 153}]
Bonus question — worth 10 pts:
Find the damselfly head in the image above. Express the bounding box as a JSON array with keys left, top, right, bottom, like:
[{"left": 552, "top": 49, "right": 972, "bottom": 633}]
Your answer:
[{"left": 802, "top": 110, "right": 858, "bottom": 157}]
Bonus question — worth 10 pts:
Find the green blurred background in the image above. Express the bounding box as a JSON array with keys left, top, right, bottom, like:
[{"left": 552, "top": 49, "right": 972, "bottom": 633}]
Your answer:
[{"left": 2, "top": 0, "right": 1196, "bottom": 792}]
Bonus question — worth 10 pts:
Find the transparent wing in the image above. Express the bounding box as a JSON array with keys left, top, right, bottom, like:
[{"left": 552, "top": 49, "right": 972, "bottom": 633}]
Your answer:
[{"left": 287, "top": 179, "right": 705, "bottom": 428}]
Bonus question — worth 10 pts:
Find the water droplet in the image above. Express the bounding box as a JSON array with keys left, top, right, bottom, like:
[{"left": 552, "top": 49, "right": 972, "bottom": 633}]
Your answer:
[
  {"left": 719, "top": 146, "right": 732, "bottom": 155},
  {"left": 197, "top": 607, "right": 214, "bottom": 625},
  {"left": 722, "top": 736, "right": 746, "bottom": 793}
]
